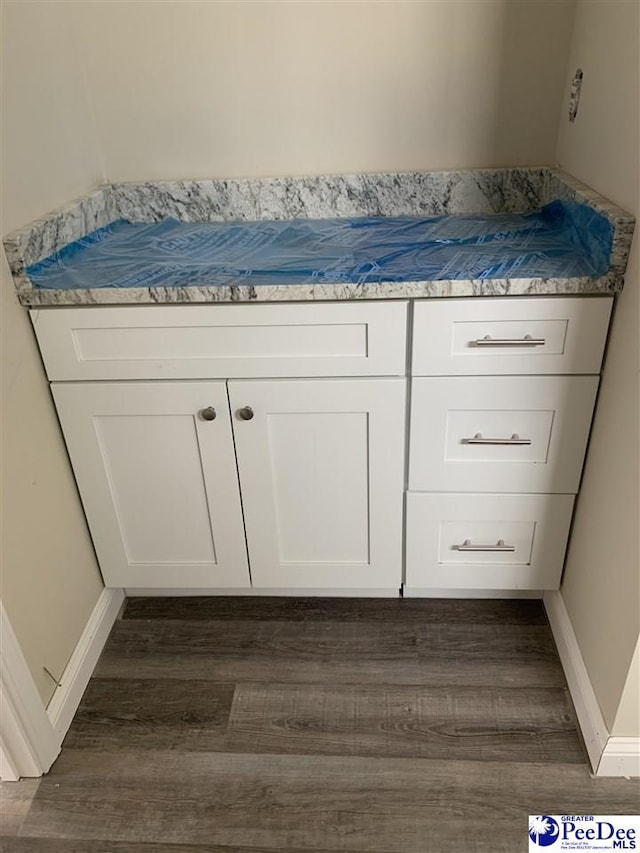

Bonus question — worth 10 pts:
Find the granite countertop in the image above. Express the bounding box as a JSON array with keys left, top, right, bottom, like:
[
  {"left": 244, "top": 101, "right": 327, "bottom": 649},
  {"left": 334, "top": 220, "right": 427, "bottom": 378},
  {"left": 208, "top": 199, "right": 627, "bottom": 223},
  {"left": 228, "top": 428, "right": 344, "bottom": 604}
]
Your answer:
[{"left": 3, "top": 167, "right": 634, "bottom": 307}]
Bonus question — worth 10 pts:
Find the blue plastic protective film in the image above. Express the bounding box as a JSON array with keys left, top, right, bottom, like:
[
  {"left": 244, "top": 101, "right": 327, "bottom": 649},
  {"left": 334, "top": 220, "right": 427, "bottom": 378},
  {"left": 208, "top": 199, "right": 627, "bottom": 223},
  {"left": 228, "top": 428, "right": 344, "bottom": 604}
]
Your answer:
[{"left": 26, "top": 200, "right": 613, "bottom": 290}]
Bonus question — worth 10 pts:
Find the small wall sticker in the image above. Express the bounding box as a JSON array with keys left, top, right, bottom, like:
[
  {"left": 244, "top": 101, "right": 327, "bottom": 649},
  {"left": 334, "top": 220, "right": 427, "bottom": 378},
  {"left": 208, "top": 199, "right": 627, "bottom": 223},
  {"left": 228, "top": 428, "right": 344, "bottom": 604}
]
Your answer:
[{"left": 569, "top": 68, "right": 584, "bottom": 122}]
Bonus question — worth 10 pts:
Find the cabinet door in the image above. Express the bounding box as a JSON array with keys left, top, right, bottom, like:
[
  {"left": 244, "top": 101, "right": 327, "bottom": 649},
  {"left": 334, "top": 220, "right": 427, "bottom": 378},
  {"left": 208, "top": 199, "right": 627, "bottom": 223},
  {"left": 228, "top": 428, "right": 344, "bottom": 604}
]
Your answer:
[
  {"left": 52, "top": 382, "right": 249, "bottom": 589},
  {"left": 229, "top": 379, "right": 405, "bottom": 590}
]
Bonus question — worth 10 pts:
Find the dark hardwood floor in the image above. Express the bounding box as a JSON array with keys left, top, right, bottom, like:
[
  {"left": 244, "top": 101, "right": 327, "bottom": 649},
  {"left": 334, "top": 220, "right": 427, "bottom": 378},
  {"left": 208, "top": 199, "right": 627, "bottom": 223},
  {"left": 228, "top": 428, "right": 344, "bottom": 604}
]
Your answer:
[{"left": 3, "top": 597, "right": 639, "bottom": 852}]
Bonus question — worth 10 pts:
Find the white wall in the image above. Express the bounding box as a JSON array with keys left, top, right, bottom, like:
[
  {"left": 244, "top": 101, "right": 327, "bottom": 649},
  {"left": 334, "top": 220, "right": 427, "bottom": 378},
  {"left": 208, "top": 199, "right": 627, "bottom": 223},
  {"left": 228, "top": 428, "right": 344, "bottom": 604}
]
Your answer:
[
  {"left": 1, "top": 1, "right": 105, "bottom": 705},
  {"left": 69, "top": 0, "right": 575, "bottom": 181},
  {"left": 555, "top": 0, "right": 639, "bottom": 735}
]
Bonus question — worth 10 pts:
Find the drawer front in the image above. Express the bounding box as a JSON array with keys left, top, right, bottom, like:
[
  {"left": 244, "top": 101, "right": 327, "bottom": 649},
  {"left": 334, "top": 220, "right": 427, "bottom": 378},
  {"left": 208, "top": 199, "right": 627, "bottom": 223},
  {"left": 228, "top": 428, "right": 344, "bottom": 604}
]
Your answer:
[
  {"left": 405, "top": 493, "right": 574, "bottom": 590},
  {"left": 409, "top": 376, "right": 599, "bottom": 493},
  {"left": 31, "top": 302, "right": 408, "bottom": 380},
  {"left": 412, "top": 296, "right": 612, "bottom": 375}
]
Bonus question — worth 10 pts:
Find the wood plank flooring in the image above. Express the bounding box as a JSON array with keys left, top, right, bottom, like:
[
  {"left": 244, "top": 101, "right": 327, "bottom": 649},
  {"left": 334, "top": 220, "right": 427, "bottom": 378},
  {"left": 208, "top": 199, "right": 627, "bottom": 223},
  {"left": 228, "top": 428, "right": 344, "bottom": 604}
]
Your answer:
[
  {"left": 4, "top": 597, "right": 639, "bottom": 852},
  {"left": 95, "top": 616, "right": 565, "bottom": 687},
  {"left": 0, "top": 781, "right": 40, "bottom": 838},
  {"left": 224, "top": 682, "right": 582, "bottom": 762}
]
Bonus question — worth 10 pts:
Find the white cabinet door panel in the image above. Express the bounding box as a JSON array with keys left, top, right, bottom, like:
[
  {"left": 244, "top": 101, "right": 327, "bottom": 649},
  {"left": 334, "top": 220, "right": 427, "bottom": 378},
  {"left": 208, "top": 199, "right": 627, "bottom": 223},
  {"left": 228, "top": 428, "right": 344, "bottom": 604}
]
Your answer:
[
  {"left": 406, "top": 492, "right": 574, "bottom": 590},
  {"left": 409, "top": 376, "right": 599, "bottom": 493},
  {"left": 52, "top": 382, "right": 249, "bottom": 589},
  {"left": 229, "top": 378, "right": 405, "bottom": 589},
  {"left": 264, "top": 411, "right": 370, "bottom": 564}
]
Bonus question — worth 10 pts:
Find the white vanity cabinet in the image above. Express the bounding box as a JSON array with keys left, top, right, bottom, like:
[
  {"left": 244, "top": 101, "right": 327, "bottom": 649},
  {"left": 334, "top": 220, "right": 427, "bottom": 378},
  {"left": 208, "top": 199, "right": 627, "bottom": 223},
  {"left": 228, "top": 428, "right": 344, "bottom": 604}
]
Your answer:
[
  {"left": 33, "top": 302, "right": 408, "bottom": 593},
  {"left": 32, "top": 294, "right": 613, "bottom": 597}
]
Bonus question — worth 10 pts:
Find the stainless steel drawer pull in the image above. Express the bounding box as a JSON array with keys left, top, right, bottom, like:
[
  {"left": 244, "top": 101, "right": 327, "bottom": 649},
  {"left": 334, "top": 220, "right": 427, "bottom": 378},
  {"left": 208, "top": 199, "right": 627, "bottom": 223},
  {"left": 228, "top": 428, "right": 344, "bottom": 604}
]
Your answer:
[
  {"left": 464, "top": 433, "right": 532, "bottom": 446},
  {"left": 473, "top": 335, "right": 546, "bottom": 347},
  {"left": 454, "top": 539, "right": 516, "bottom": 552}
]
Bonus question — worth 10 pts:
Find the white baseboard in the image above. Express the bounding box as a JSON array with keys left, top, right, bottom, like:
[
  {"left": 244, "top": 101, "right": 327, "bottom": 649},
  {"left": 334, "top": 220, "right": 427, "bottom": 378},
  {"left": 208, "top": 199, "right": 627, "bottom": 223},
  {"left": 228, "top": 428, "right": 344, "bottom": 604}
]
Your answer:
[
  {"left": 597, "top": 737, "right": 640, "bottom": 778},
  {"left": 46, "top": 588, "right": 124, "bottom": 739},
  {"left": 543, "top": 590, "right": 610, "bottom": 773},
  {"left": 0, "top": 601, "right": 60, "bottom": 780},
  {"left": 0, "top": 743, "right": 20, "bottom": 782}
]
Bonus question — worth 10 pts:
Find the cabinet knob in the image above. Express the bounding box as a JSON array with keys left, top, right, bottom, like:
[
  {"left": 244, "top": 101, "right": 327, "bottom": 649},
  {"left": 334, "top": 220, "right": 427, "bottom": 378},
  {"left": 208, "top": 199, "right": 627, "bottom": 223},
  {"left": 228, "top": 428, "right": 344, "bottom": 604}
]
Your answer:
[
  {"left": 200, "top": 407, "right": 217, "bottom": 421},
  {"left": 237, "top": 406, "right": 254, "bottom": 421}
]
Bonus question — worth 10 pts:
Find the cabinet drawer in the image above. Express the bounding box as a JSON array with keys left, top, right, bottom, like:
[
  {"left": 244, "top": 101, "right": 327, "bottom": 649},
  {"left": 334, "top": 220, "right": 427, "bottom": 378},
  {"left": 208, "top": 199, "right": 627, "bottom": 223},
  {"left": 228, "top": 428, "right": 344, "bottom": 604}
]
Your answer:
[
  {"left": 405, "top": 493, "right": 574, "bottom": 590},
  {"left": 409, "top": 376, "right": 598, "bottom": 494},
  {"left": 412, "top": 297, "right": 612, "bottom": 375},
  {"left": 31, "top": 302, "right": 408, "bottom": 380}
]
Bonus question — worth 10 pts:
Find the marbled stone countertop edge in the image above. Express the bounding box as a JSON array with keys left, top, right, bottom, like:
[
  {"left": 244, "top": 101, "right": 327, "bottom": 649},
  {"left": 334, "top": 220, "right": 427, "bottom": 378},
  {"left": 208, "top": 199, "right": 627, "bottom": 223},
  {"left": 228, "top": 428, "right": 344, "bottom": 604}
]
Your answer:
[
  {"left": 19, "top": 273, "right": 621, "bottom": 308},
  {"left": 4, "top": 166, "right": 633, "bottom": 307}
]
